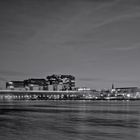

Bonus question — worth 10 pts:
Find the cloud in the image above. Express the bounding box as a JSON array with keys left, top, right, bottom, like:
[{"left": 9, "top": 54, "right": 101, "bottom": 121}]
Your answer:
[
  {"left": 113, "top": 47, "right": 139, "bottom": 51},
  {"left": 78, "top": 77, "right": 103, "bottom": 82},
  {"left": 91, "top": 12, "right": 140, "bottom": 31},
  {"left": 112, "top": 44, "right": 140, "bottom": 51},
  {"left": 93, "top": 0, "right": 120, "bottom": 10},
  {"left": 78, "top": 77, "right": 140, "bottom": 84},
  {"left": 116, "top": 80, "right": 140, "bottom": 83},
  {"left": 0, "top": 70, "right": 27, "bottom": 77},
  {"left": 0, "top": 77, "right": 7, "bottom": 81}
]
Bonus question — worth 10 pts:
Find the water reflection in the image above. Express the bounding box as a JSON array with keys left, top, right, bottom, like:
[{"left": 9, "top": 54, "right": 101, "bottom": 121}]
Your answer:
[{"left": 0, "top": 100, "right": 140, "bottom": 140}]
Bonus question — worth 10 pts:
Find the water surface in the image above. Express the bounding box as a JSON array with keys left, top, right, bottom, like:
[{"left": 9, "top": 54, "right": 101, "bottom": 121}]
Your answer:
[{"left": 0, "top": 100, "right": 140, "bottom": 140}]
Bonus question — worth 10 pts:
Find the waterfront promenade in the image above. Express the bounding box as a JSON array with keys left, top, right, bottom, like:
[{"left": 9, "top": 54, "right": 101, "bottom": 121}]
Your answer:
[
  {"left": 0, "top": 89, "right": 140, "bottom": 100},
  {"left": 0, "top": 90, "right": 93, "bottom": 100}
]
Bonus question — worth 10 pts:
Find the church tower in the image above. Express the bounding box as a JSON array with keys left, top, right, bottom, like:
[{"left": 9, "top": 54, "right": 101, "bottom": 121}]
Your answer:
[
  {"left": 112, "top": 83, "right": 114, "bottom": 90},
  {"left": 111, "top": 83, "right": 115, "bottom": 93}
]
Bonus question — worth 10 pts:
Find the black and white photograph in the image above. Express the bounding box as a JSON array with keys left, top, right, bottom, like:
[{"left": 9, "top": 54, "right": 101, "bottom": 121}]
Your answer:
[{"left": 0, "top": 0, "right": 140, "bottom": 140}]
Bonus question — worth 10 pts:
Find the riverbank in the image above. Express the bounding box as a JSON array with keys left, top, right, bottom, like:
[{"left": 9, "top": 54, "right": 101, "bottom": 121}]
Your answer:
[{"left": 0, "top": 90, "right": 140, "bottom": 100}]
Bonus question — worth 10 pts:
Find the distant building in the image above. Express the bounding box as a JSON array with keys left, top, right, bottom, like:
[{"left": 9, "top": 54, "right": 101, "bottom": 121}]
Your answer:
[
  {"left": 5, "top": 74, "right": 76, "bottom": 91},
  {"left": 77, "top": 87, "right": 91, "bottom": 91},
  {"left": 46, "top": 74, "right": 75, "bottom": 91},
  {"left": 115, "top": 87, "right": 138, "bottom": 93},
  {"left": 24, "top": 79, "right": 48, "bottom": 90},
  {"left": 114, "top": 87, "right": 139, "bottom": 99},
  {"left": 6, "top": 81, "right": 25, "bottom": 90}
]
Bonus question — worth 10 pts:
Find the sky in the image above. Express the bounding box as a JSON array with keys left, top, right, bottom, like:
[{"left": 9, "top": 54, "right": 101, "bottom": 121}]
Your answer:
[{"left": 0, "top": 0, "right": 140, "bottom": 89}]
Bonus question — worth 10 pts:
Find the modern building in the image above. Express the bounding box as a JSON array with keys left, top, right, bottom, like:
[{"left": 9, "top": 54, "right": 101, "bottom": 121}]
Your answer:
[
  {"left": 5, "top": 74, "right": 76, "bottom": 91},
  {"left": 24, "top": 79, "right": 48, "bottom": 90},
  {"left": 115, "top": 87, "right": 138, "bottom": 93},
  {"left": 6, "top": 81, "right": 25, "bottom": 90},
  {"left": 46, "top": 74, "right": 75, "bottom": 91}
]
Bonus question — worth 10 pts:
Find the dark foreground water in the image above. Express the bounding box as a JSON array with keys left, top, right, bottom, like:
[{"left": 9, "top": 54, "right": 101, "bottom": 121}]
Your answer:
[{"left": 0, "top": 100, "right": 140, "bottom": 140}]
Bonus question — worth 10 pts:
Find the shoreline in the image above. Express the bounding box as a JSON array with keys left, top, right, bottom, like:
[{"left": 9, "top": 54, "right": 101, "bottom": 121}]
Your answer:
[{"left": 0, "top": 89, "right": 140, "bottom": 100}]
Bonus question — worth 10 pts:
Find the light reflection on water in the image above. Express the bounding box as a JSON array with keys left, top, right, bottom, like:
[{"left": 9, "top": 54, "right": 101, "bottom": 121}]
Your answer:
[{"left": 0, "top": 100, "right": 140, "bottom": 140}]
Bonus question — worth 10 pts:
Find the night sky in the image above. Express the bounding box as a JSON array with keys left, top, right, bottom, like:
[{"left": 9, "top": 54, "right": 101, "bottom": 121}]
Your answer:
[{"left": 1, "top": 0, "right": 140, "bottom": 89}]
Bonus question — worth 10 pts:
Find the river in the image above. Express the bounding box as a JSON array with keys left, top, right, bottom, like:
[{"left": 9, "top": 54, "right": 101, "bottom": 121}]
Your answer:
[{"left": 0, "top": 100, "right": 140, "bottom": 140}]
